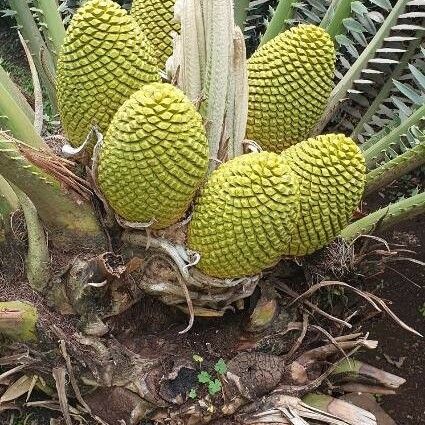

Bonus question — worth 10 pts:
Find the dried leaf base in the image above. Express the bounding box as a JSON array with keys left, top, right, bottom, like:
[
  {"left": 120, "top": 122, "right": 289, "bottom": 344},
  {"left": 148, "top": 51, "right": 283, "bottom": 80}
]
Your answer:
[
  {"left": 0, "top": 220, "right": 411, "bottom": 425},
  {"left": 122, "top": 231, "right": 260, "bottom": 325}
]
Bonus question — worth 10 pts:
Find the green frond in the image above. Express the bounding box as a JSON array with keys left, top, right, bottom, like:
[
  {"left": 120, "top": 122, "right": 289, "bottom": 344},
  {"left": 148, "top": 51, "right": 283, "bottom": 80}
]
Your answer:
[
  {"left": 364, "top": 126, "right": 425, "bottom": 195},
  {"left": 7, "top": 0, "right": 57, "bottom": 111},
  {"left": 0, "top": 61, "right": 34, "bottom": 123},
  {"left": 259, "top": 0, "right": 298, "bottom": 47},
  {"left": 341, "top": 190, "right": 425, "bottom": 240},
  {"left": 243, "top": 0, "right": 278, "bottom": 54},
  {"left": 363, "top": 103, "right": 425, "bottom": 168},
  {"left": 0, "top": 63, "right": 46, "bottom": 149},
  {"left": 292, "top": 0, "right": 330, "bottom": 26},
  {"left": 316, "top": 0, "right": 420, "bottom": 134},
  {"left": 32, "top": 0, "right": 66, "bottom": 61},
  {"left": 0, "top": 174, "right": 18, "bottom": 218},
  {"left": 320, "top": 0, "right": 353, "bottom": 40},
  {"left": 0, "top": 138, "right": 104, "bottom": 248},
  {"left": 235, "top": 0, "right": 251, "bottom": 30},
  {"left": 351, "top": 35, "right": 424, "bottom": 141}
]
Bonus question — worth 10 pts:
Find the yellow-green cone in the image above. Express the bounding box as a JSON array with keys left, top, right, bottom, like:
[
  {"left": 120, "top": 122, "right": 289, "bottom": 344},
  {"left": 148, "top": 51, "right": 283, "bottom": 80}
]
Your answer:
[
  {"left": 131, "top": 0, "right": 179, "bottom": 70},
  {"left": 97, "top": 83, "right": 209, "bottom": 229},
  {"left": 282, "top": 134, "right": 366, "bottom": 256},
  {"left": 188, "top": 152, "right": 300, "bottom": 279},
  {"left": 56, "top": 0, "right": 159, "bottom": 147},
  {"left": 247, "top": 24, "right": 336, "bottom": 152}
]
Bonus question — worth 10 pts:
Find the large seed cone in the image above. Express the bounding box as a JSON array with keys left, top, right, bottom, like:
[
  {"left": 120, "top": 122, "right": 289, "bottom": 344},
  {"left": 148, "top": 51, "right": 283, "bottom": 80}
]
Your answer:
[
  {"left": 247, "top": 24, "right": 335, "bottom": 152},
  {"left": 131, "top": 0, "right": 179, "bottom": 70},
  {"left": 56, "top": 0, "right": 159, "bottom": 147},
  {"left": 282, "top": 134, "right": 366, "bottom": 256},
  {"left": 188, "top": 152, "right": 300, "bottom": 279},
  {"left": 97, "top": 82, "right": 209, "bottom": 229}
]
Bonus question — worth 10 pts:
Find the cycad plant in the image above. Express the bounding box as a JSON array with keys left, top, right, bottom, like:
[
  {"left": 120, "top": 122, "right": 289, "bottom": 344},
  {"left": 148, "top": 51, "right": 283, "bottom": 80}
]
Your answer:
[{"left": 0, "top": 0, "right": 423, "bottom": 423}]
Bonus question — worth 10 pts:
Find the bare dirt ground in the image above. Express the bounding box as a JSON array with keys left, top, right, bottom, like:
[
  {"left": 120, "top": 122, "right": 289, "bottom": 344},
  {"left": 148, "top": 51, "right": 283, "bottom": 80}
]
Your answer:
[{"left": 360, "top": 213, "right": 425, "bottom": 424}]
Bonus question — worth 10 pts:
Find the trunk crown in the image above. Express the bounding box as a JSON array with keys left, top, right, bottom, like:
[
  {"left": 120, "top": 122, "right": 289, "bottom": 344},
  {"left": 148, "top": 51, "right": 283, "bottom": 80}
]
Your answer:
[
  {"left": 97, "top": 82, "right": 209, "bottom": 229},
  {"left": 188, "top": 151, "right": 300, "bottom": 278},
  {"left": 247, "top": 24, "right": 335, "bottom": 152},
  {"left": 56, "top": 0, "right": 159, "bottom": 147}
]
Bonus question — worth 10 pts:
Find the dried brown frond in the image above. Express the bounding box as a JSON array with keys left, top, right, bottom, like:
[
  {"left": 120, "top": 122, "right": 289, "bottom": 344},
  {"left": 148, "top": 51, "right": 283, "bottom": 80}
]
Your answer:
[
  {"left": 288, "top": 280, "right": 422, "bottom": 337},
  {"left": 352, "top": 234, "right": 424, "bottom": 286},
  {"left": 19, "top": 144, "right": 93, "bottom": 200},
  {"left": 304, "top": 239, "right": 357, "bottom": 283},
  {"left": 305, "top": 234, "right": 423, "bottom": 290}
]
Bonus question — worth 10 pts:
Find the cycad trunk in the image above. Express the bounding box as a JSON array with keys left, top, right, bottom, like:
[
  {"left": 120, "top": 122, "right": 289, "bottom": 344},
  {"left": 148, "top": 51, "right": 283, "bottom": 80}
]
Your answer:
[
  {"left": 0, "top": 235, "right": 391, "bottom": 425},
  {"left": 0, "top": 161, "right": 408, "bottom": 424},
  {"left": 0, "top": 117, "right": 417, "bottom": 423}
]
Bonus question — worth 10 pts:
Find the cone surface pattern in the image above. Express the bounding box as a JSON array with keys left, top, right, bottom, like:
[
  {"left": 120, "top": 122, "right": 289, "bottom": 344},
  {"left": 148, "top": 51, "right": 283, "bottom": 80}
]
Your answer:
[
  {"left": 282, "top": 134, "right": 366, "bottom": 256},
  {"left": 131, "top": 0, "right": 179, "bottom": 69},
  {"left": 247, "top": 24, "right": 335, "bottom": 152},
  {"left": 188, "top": 152, "right": 300, "bottom": 279},
  {"left": 97, "top": 83, "right": 208, "bottom": 229},
  {"left": 56, "top": 0, "right": 159, "bottom": 147}
]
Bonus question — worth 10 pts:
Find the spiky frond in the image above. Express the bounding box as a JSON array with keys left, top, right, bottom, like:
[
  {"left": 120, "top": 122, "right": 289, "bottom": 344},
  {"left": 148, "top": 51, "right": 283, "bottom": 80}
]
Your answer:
[
  {"left": 355, "top": 53, "right": 425, "bottom": 146},
  {"left": 358, "top": 61, "right": 424, "bottom": 175},
  {"left": 243, "top": 0, "right": 279, "bottom": 54},
  {"left": 292, "top": 0, "right": 330, "bottom": 26},
  {"left": 364, "top": 125, "right": 425, "bottom": 194},
  {"left": 320, "top": 0, "right": 424, "bottom": 136}
]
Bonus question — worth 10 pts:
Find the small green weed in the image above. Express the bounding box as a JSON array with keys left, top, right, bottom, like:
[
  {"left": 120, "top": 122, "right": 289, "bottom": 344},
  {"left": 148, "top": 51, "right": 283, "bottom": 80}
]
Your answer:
[
  {"left": 188, "top": 388, "right": 198, "bottom": 399},
  {"left": 419, "top": 302, "right": 425, "bottom": 317},
  {"left": 374, "top": 393, "right": 383, "bottom": 403},
  {"left": 188, "top": 354, "right": 228, "bottom": 399}
]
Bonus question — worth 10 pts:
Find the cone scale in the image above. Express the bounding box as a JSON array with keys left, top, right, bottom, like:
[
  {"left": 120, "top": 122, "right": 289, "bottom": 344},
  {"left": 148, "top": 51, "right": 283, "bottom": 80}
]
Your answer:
[
  {"left": 188, "top": 152, "right": 300, "bottom": 279},
  {"left": 282, "top": 134, "right": 366, "bottom": 256},
  {"left": 56, "top": 0, "right": 159, "bottom": 147},
  {"left": 247, "top": 24, "right": 336, "bottom": 152},
  {"left": 97, "top": 83, "right": 209, "bottom": 229},
  {"left": 131, "top": 0, "right": 179, "bottom": 70}
]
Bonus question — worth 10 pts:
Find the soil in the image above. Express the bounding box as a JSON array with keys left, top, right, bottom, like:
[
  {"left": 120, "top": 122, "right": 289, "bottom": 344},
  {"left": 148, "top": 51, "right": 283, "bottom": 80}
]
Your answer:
[
  {"left": 359, "top": 197, "right": 425, "bottom": 424},
  {"left": 142, "top": 216, "right": 425, "bottom": 424}
]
